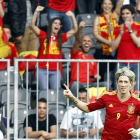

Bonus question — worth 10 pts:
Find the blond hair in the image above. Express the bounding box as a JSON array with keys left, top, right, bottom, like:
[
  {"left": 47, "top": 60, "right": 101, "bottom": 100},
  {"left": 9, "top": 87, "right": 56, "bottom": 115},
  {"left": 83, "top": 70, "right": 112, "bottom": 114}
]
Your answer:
[{"left": 115, "top": 67, "right": 135, "bottom": 83}]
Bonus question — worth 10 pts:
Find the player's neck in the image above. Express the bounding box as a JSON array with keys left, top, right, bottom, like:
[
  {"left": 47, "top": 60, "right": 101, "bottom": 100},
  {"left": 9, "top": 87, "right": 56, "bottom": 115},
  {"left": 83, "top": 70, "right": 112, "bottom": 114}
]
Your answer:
[{"left": 117, "top": 91, "right": 131, "bottom": 102}]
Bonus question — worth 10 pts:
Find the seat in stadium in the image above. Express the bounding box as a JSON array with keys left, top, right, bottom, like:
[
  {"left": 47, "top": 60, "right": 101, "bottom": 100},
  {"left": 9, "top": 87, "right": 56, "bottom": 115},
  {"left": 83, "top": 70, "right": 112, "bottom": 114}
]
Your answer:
[
  {"left": 39, "top": 89, "right": 66, "bottom": 110},
  {"left": 22, "top": 70, "right": 36, "bottom": 89},
  {"left": 18, "top": 126, "right": 24, "bottom": 138},
  {"left": 0, "top": 70, "right": 21, "bottom": 87},
  {"left": 39, "top": 89, "right": 66, "bottom": 104},
  {"left": 0, "top": 88, "right": 30, "bottom": 117},
  {"left": 49, "top": 108, "right": 66, "bottom": 123},
  {"left": 10, "top": 108, "right": 35, "bottom": 127}
]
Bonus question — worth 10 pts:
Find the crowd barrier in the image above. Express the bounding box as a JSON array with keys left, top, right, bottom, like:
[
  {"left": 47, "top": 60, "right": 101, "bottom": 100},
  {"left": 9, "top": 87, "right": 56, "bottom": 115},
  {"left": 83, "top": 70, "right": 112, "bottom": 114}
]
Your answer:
[{"left": 0, "top": 59, "right": 140, "bottom": 140}]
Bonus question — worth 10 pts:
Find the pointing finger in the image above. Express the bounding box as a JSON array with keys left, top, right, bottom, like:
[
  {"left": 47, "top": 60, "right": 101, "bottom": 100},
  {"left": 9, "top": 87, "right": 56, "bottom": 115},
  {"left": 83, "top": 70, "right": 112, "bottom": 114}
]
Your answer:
[{"left": 63, "top": 84, "right": 69, "bottom": 90}]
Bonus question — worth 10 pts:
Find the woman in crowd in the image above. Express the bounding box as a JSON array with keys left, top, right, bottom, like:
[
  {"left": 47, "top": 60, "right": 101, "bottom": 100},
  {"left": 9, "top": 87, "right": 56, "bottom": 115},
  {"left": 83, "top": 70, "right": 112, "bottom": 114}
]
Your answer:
[
  {"left": 93, "top": 0, "right": 124, "bottom": 87},
  {"left": 31, "top": 6, "right": 77, "bottom": 90}
]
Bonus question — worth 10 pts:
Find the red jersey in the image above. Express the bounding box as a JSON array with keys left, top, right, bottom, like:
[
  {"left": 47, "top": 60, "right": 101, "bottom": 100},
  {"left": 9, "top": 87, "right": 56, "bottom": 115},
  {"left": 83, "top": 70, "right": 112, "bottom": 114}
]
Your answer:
[
  {"left": 87, "top": 90, "right": 140, "bottom": 140},
  {"left": 70, "top": 49, "right": 97, "bottom": 86},
  {"left": 114, "top": 22, "right": 140, "bottom": 62},
  {"left": 47, "top": 0, "right": 75, "bottom": 12},
  {"left": 37, "top": 30, "right": 67, "bottom": 73},
  {"left": 0, "top": 42, "right": 18, "bottom": 70},
  {"left": 0, "top": 0, "right": 4, "bottom": 26}
]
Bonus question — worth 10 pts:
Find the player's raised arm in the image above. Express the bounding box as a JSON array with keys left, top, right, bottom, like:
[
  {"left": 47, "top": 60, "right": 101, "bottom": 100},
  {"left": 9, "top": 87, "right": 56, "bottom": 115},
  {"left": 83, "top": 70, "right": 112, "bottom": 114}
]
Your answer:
[{"left": 63, "top": 84, "right": 89, "bottom": 113}]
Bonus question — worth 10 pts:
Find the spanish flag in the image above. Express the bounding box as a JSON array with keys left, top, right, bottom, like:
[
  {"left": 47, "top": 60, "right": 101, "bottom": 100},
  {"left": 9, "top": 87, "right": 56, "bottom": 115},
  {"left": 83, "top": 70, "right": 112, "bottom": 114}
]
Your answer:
[
  {"left": 88, "top": 87, "right": 106, "bottom": 102},
  {"left": 0, "top": 26, "right": 10, "bottom": 58},
  {"left": 0, "top": 26, "right": 11, "bottom": 70},
  {"left": 18, "top": 51, "right": 38, "bottom": 76}
]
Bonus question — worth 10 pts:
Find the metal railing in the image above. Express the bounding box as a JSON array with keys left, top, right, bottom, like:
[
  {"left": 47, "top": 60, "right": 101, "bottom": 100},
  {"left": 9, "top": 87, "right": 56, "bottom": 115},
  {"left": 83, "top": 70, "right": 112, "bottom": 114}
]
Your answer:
[{"left": 0, "top": 59, "right": 140, "bottom": 140}]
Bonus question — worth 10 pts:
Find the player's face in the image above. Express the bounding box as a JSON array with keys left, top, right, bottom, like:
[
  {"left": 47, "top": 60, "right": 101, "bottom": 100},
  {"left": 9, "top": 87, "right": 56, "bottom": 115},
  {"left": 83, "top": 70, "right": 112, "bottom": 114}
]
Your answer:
[
  {"left": 51, "top": 19, "right": 61, "bottom": 35},
  {"left": 81, "top": 35, "right": 92, "bottom": 54},
  {"left": 117, "top": 76, "right": 131, "bottom": 94},
  {"left": 3, "top": 28, "right": 11, "bottom": 41},
  {"left": 38, "top": 102, "right": 47, "bottom": 119},
  {"left": 102, "top": 0, "right": 113, "bottom": 14},
  {"left": 78, "top": 92, "right": 87, "bottom": 103},
  {"left": 121, "top": 9, "right": 134, "bottom": 22}
]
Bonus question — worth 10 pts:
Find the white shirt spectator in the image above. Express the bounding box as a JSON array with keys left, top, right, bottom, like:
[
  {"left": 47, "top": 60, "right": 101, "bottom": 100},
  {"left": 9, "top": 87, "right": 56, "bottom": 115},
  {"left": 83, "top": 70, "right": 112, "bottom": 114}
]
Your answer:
[{"left": 60, "top": 107, "right": 103, "bottom": 139}]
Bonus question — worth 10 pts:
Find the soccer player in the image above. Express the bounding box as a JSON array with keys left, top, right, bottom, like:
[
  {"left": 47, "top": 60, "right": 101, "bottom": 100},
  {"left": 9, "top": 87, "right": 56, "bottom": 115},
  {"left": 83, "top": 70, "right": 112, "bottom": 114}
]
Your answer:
[{"left": 63, "top": 67, "right": 140, "bottom": 139}]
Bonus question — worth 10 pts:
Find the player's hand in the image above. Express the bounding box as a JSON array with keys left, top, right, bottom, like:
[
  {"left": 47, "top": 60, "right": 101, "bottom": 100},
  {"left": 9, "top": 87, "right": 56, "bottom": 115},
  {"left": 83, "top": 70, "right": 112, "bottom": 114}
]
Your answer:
[
  {"left": 35, "top": 6, "right": 45, "bottom": 12},
  {"left": 79, "top": 130, "right": 87, "bottom": 137},
  {"left": 89, "top": 129, "right": 97, "bottom": 136},
  {"left": 0, "top": 0, "right": 2, "bottom": 3},
  {"left": 79, "top": 21, "right": 86, "bottom": 29},
  {"left": 63, "top": 84, "right": 75, "bottom": 99},
  {"left": 66, "top": 11, "right": 74, "bottom": 17},
  {"left": 128, "top": 128, "right": 140, "bottom": 137}
]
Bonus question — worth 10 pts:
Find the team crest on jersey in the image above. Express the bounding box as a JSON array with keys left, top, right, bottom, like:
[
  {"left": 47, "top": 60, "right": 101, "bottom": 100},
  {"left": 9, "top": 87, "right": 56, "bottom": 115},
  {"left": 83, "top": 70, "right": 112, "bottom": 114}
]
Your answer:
[{"left": 127, "top": 104, "right": 135, "bottom": 114}]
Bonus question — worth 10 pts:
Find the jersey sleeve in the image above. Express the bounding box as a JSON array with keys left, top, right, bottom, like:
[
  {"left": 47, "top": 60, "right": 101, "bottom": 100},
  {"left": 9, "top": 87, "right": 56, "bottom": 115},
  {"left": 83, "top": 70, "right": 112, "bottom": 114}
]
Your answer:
[
  {"left": 87, "top": 93, "right": 106, "bottom": 112},
  {"left": 136, "top": 101, "right": 140, "bottom": 116},
  {"left": 38, "top": 30, "right": 47, "bottom": 38},
  {"left": 49, "top": 114, "right": 56, "bottom": 127},
  {"left": 113, "top": 26, "right": 121, "bottom": 40},
  {"left": 137, "top": 23, "right": 140, "bottom": 37},
  {"left": 62, "top": 33, "right": 68, "bottom": 43}
]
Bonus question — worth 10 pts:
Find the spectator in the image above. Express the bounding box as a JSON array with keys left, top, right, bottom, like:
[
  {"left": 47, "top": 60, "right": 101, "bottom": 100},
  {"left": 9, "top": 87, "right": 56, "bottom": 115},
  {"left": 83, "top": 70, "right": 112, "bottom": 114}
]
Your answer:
[
  {"left": 70, "top": 21, "right": 108, "bottom": 97},
  {"left": 31, "top": 6, "right": 77, "bottom": 90},
  {"left": 93, "top": 0, "right": 124, "bottom": 85},
  {"left": 47, "top": 0, "right": 76, "bottom": 32},
  {"left": 3, "top": 25, "right": 18, "bottom": 65},
  {"left": 76, "top": 0, "right": 98, "bottom": 15},
  {"left": 23, "top": 98, "right": 57, "bottom": 140},
  {"left": 60, "top": 88, "right": 103, "bottom": 138},
  {"left": 8, "top": 0, "right": 38, "bottom": 54},
  {"left": 0, "top": 25, "right": 18, "bottom": 70},
  {"left": 0, "top": 0, "right": 4, "bottom": 26},
  {"left": 63, "top": 67, "right": 140, "bottom": 139},
  {"left": 111, "top": 4, "right": 140, "bottom": 90}
]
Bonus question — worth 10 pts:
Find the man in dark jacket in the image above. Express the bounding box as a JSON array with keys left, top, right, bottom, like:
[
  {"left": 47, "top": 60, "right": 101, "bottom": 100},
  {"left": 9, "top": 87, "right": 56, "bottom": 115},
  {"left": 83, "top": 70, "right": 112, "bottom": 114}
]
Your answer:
[{"left": 8, "top": 0, "right": 38, "bottom": 54}]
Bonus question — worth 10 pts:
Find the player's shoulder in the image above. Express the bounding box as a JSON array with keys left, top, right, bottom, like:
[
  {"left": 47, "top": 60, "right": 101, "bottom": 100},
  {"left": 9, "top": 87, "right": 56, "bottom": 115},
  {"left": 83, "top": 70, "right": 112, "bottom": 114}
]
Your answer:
[
  {"left": 97, "top": 90, "right": 117, "bottom": 99},
  {"left": 131, "top": 93, "right": 140, "bottom": 101}
]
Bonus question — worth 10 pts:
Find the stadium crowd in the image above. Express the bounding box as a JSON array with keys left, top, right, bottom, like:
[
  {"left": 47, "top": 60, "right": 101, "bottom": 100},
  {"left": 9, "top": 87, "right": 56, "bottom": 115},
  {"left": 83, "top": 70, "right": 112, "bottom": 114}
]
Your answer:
[{"left": 0, "top": 0, "right": 140, "bottom": 139}]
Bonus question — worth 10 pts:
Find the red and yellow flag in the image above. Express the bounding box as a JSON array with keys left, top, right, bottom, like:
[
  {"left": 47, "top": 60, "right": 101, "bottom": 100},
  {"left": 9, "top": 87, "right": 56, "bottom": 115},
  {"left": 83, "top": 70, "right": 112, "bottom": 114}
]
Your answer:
[
  {"left": 18, "top": 51, "right": 38, "bottom": 76},
  {"left": 98, "top": 12, "right": 118, "bottom": 55},
  {"left": 88, "top": 87, "right": 106, "bottom": 102}
]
